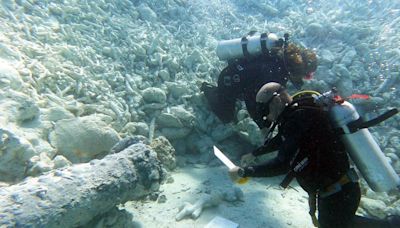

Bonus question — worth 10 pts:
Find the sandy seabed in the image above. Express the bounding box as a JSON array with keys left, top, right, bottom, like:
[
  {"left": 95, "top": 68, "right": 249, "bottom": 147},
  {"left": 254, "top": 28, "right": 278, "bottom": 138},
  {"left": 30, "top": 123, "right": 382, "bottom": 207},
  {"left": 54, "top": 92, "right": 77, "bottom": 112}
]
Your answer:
[{"left": 126, "top": 165, "right": 313, "bottom": 228}]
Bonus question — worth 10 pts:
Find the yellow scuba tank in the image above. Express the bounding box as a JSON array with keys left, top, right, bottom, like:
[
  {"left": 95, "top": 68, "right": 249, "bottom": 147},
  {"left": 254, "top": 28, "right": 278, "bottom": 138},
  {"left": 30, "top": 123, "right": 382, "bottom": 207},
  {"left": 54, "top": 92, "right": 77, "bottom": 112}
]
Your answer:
[{"left": 316, "top": 89, "right": 400, "bottom": 192}]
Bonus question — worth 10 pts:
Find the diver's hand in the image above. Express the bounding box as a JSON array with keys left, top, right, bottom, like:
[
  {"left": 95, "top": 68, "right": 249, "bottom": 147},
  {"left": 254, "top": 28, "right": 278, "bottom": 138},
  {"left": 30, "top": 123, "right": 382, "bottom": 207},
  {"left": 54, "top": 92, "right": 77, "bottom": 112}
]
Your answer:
[
  {"left": 228, "top": 166, "right": 240, "bottom": 183},
  {"left": 241, "top": 153, "right": 256, "bottom": 166}
]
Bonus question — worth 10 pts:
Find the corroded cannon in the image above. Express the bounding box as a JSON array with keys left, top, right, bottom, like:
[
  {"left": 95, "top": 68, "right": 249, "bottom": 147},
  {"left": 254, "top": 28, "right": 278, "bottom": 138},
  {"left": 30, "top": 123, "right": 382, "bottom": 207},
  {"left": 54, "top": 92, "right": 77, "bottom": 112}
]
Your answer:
[{"left": 0, "top": 142, "right": 165, "bottom": 227}]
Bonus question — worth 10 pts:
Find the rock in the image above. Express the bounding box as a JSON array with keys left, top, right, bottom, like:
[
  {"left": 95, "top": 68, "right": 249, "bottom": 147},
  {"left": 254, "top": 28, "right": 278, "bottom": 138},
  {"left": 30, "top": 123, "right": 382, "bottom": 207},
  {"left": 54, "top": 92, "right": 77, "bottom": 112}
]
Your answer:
[
  {"left": 222, "top": 187, "right": 244, "bottom": 202},
  {"left": 121, "top": 122, "right": 137, "bottom": 135},
  {"left": 332, "top": 64, "right": 351, "bottom": 79},
  {"left": 319, "top": 49, "right": 336, "bottom": 65},
  {"left": 110, "top": 136, "right": 149, "bottom": 154},
  {"left": 186, "top": 134, "right": 214, "bottom": 155},
  {"left": 183, "top": 50, "right": 203, "bottom": 69},
  {"left": 16, "top": 99, "right": 40, "bottom": 124},
  {"left": 166, "top": 175, "right": 174, "bottom": 183},
  {"left": 355, "top": 43, "right": 370, "bottom": 56},
  {"left": 211, "top": 124, "right": 234, "bottom": 142},
  {"left": 306, "top": 23, "right": 325, "bottom": 37},
  {"left": 197, "top": 63, "right": 209, "bottom": 73},
  {"left": 336, "top": 78, "right": 353, "bottom": 98},
  {"left": 262, "top": 4, "right": 279, "bottom": 16},
  {"left": 142, "top": 87, "right": 167, "bottom": 104},
  {"left": 160, "top": 127, "right": 192, "bottom": 140},
  {"left": 158, "top": 69, "right": 170, "bottom": 81},
  {"left": 49, "top": 116, "right": 120, "bottom": 163},
  {"left": 235, "top": 118, "right": 263, "bottom": 146},
  {"left": 0, "top": 61, "right": 23, "bottom": 90},
  {"left": 0, "top": 91, "right": 40, "bottom": 124},
  {"left": 388, "top": 199, "right": 400, "bottom": 216},
  {"left": 141, "top": 103, "right": 167, "bottom": 113},
  {"left": 0, "top": 44, "right": 21, "bottom": 62},
  {"left": 149, "top": 192, "right": 159, "bottom": 201},
  {"left": 157, "top": 194, "right": 167, "bottom": 203},
  {"left": 360, "top": 197, "right": 388, "bottom": 219},
  {"left": 0, "top": 128, "right": 36, "bottom": 182},
  {"left": 43, "top": 106, "right": 74, "bottom": 122},
  {"left": 386, "top": 152, "right": 399, "bottom": 165},
  {"left": 390, "top": 136, "right": 400, "bottom": 149},
  {"left": 150, "top": 136, "right": 176, "bottom": 170},
  {"left": 166, "top": 57, "right": 180, "bottom": 72},
  {"left": 365, "top": 189, "right": 397, "bottom": 205},
  {"left": 132, "top": 122, "right": 149, "bottom": 136},
  {"left": 170, "top": 106, "right": 195, "bottom": 127},
  {"left": 29, "top": 138, "right": 56, "bottom": 159},
  {"left": 340, "top": 48, "right": 357, "bottom": 66},
  {"left": 236, "top": 109, "right": 249, "bottom": 121},
  {"left": 138, "top": 3, "right": 158, "bottom": 22},
  {"left": 157, "top": 112, "right": 184, "bottom": 128},
  {"left": 332, "top": 64, "right": 353, "bottom": 97},
  {"left": 132, "top": 43, "right": 147, "bottom": 57},
  {"left": 26, "top": 153, "right": 54, "bottom": 177},
  {"left": 166, "top": 82, "right": 190, "bottom": 99},
  {"left": 384, "top": 147, "right": 397, "bottom": 155},
  {"left": 53, "top": 155, "right": 72, "bottom": 169}
]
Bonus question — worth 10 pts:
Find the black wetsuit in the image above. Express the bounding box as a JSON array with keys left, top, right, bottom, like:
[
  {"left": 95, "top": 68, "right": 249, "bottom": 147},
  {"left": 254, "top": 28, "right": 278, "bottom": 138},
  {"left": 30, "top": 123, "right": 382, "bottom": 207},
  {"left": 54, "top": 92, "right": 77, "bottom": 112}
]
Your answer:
[
  {"left": 242, "top": 97, "right": 391, "bottom": 228},
  {"left": 203, "top": 55, "right": 291, "bottom": 128}
]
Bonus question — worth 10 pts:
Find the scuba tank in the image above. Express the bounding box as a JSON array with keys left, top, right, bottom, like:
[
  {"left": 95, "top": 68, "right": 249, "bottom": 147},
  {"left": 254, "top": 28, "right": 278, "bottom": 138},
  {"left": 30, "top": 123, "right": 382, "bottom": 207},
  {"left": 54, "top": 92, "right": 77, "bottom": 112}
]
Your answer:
[
  {"left": 216, "top": 32, "right": 284, "bottom": 61},
  {"left": 315, "top": 89, "right": 400, "bottom": 192}
]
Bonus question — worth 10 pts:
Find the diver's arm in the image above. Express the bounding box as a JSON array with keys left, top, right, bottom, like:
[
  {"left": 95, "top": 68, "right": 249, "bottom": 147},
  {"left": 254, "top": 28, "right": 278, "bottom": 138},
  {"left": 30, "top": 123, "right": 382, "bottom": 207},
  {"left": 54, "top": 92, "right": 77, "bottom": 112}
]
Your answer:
[
  {"left": 242, "top": 136, "right": 299, "bottom": 177},
  {"left": 240, "top": 134, "right": 282, "bottom": 166},
  {"left": 241, "top": 111, "right": 307, "bottom": 177},
  {"left": 251, "top": 134, "right": 282, "bottom": 156}
]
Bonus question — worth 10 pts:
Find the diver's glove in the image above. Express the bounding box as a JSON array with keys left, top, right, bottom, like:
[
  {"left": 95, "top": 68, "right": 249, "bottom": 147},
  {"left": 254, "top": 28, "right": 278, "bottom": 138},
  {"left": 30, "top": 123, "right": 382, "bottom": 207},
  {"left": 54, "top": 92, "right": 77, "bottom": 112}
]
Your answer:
[
  {"left": 229, "top": 166, "right": 250, "bottom": 184},
  {"left": 200, "top": 82, "right": 215, "bottom": 93},
  {"left": 229, "top": 166, "right": 251, "bottom": 184}
]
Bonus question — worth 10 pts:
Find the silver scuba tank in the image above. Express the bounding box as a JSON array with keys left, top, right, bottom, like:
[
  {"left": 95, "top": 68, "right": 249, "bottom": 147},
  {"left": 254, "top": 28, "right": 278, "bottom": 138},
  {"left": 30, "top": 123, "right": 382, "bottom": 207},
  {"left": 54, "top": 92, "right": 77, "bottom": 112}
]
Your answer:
[
  {"left": 317, "top": 90, "right": 400, "bottom": 192},
  {"left": 216, "top": 33, "right": 281, "bottom": 61}
]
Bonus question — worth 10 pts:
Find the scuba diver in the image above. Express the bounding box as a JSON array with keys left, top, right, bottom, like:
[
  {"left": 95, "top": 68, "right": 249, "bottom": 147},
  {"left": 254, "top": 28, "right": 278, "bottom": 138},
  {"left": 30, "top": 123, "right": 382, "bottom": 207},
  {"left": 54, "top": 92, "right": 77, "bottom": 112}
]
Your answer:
[
  {"left": 201, "top": 32, "right": 317, "bottom": 129},
  {"left": 229, "top": 82, "right": 400, "bottom": 228}
]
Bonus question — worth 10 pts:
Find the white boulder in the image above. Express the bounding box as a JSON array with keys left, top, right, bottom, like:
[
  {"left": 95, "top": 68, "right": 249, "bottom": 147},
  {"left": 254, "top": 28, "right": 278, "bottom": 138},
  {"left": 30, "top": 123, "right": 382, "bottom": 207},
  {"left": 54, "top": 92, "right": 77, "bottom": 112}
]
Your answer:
[
  {"left": 142, "top": 87, "right": 167, "bottom": 104},
  {"left": 138, "top": 3, "right": 158, "bottom": 22},
  {"left": 0, "top": 61, "right": 23, "bottom": 91},
  {"left": 0, "top": 128, "right": 36, "bottom": 182},
  {"left": 49, "top": 116, "right": 120, "bottom": 163}
]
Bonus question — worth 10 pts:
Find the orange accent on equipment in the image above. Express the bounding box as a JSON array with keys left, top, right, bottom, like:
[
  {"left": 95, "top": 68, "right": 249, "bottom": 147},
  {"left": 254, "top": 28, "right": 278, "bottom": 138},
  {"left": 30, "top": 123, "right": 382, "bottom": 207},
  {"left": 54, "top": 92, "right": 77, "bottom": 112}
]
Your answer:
[{"left": 348, "top": 94, "right": 370, "bottom": 100}]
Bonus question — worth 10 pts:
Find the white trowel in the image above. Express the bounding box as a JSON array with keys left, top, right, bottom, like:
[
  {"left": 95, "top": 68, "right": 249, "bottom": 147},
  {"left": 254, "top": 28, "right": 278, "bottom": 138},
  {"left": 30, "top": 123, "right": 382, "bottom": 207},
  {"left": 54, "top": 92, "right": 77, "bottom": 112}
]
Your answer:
[{"left": 213, "top": 146, "right": 249, "bottom": 184}]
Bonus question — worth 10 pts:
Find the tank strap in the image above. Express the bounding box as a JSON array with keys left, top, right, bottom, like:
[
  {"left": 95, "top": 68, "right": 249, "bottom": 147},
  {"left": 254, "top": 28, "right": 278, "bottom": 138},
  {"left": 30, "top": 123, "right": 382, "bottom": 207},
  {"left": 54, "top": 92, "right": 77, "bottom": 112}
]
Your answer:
[
  {"left": 336, "top": 108, "right": 398, "bottom": 134},
  {"left": 260, "top": 32, "right": 269, "bottom": 55},
  {"left": 280, "top": 170, "right": 295, "bottom": 189},
  {"left": 353, "top": 108, "right": 398, "bottom": 130},
  {"left": 279, "top": 148, "right": 304, "bottom": 189},
  {"left": 308, "top": 193, "right": 320, "bottom": 227},
  {"left": 241, "top": 36, "right": 250, "bottom": 58},
  {"left": 319, "top": 168, "right": 359, "bottom": 198}
]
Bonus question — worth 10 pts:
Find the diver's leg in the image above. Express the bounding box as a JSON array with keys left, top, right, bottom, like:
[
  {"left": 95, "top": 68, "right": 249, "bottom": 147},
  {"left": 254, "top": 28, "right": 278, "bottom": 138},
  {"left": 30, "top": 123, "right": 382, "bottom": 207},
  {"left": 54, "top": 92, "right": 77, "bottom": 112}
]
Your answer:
[
  {"left": 350, "top": 215, "right": 391, "bottom": 228},
  {"left": 318, "top": 182, "right": 361, "bottom": 228},
  {"left": 201, "top": 82, "right": 236, "bottom": 123},
  {"left": 318, "top": 182, "right": 395, "bottom": 228}
]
